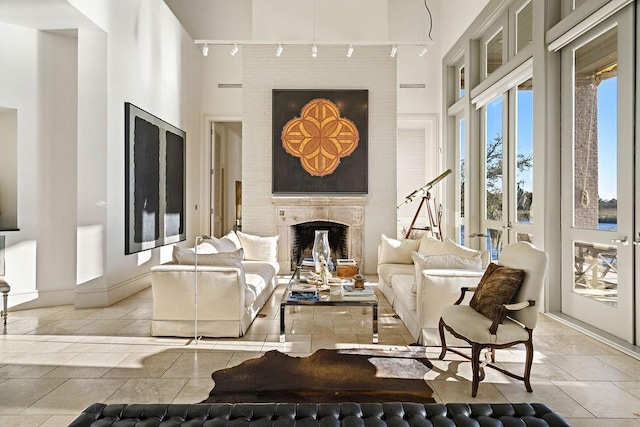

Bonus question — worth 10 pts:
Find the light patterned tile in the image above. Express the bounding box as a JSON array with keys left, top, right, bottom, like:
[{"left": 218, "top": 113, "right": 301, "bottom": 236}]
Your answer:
[
  {"left": 161, "top": 352, "right": 234, "bottom": 379},
  {"left": 428, "top": 380, "right": 509, "bottom": 403},
  {"left": 494, "top": 383, "right": 593, "bottom": 418},
  {"left": 0, "top": 378, "right": 66, "bottom": 414},
  {"left": 105, "top": 378, "right": 187, "bottom": 404},
  {"left": 102, "top": 352, "right": 181, "bottom": 379},
  {"left": 22, "top": 379, "right": 127, "bottom": 415},
  {"left": 553, "top": 381, "right": 640, "bottom": 419},
  {"left": 545, "top": 355, "right": 634, "bottom": 381},
  {"left": 172, "top": 378, "right": 215, "bottom": 404},
  {"left": 0, "top": 415, "right": 51, "bottom": 426}
]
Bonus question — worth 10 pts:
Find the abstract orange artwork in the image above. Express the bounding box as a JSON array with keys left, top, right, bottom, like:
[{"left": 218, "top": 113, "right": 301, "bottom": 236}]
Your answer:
[
  {"left": 272, "top": 89, "right": 367, "bottom": 194},
  {"left": 281, "top": 98, "right": 359, "bottom": 176}
]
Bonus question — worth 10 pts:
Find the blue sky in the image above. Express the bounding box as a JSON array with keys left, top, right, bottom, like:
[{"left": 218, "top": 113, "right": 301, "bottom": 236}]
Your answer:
[
  {"left": 484, "top": 79, "right": 617, "bottom": 201},
  {"left": 597, "top": 77, "right": 617, "bottom": 201}
]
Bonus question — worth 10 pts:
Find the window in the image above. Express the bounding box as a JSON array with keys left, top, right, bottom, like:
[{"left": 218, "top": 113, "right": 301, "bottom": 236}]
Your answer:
[
  {"left": 515, "top": 1, "right": 533, "bottom": 53},
  {"left": 486, "top": 29, "right": 505, "bottom": 76}
]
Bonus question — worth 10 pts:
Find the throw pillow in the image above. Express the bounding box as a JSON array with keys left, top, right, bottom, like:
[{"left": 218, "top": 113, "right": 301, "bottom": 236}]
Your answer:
[
  {"left": 378, "top": 234, "right": 420, "bottom": 264},
  {"left": 173, "top": 246, "right": 244, "bottom": 267},
  {"left": 411, "top": 251, "right": 484, "bottom": 292},
  {"left": 204, "top": 231, "right": 242, "bottom": 253},
  {"left": 236, "top": 231, "right": 279, "bottom": 262},
  {"left": 469, "top": 263, "right": 525, "bottom": 326},
  {"left": 417, "top": 233, "right": 446, "bottom": 255},
  {"left": 171, "top": 241, "right": 216, "bottom": 263}
]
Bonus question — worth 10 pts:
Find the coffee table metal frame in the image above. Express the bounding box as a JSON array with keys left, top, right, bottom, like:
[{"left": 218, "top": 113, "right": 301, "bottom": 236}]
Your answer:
[{"left": 280, "top": 267, "right": 378, "bottom": 344}]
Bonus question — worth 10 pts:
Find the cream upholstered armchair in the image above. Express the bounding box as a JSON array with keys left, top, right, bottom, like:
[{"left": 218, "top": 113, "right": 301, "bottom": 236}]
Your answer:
[{"left": 438, "top": 241, "right": 548, "bottom": 397}]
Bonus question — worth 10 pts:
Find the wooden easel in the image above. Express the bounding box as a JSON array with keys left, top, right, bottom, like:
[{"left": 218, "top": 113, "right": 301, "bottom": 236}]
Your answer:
[{"left": 404, "top": 191, "right": 443, "bottom": 240}]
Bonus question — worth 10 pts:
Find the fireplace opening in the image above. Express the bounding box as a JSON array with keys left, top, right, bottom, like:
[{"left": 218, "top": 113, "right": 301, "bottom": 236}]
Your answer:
[{"left": 291, "top": 221, "right": 348, "bottom": 270}]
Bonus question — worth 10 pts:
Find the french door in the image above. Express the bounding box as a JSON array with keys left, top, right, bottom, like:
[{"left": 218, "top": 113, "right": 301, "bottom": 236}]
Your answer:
[
  {"left": 560, "top": 7, "right": 635, "bottom": 343},
  {"left": 480, "top": 79, "right": 534, "bottom": 259}
]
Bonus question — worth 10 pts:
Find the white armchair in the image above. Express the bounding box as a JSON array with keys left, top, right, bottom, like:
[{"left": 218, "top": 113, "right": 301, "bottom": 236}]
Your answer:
[{"left": 438, "top": 241, "right": 548, "bottom": 397}]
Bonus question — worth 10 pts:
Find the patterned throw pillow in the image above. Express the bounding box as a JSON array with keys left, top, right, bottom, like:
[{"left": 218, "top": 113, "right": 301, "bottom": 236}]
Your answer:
[{"left": 469, "top": 263, "right": 525, "bottom": 325}]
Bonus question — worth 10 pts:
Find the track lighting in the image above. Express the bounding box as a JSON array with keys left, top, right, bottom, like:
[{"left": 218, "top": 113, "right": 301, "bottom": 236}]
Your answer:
[
  {"left": 419, "top": 46, "right": 428, "bottom": 57},
  {"left": 390, "top": 45, "right": 397, "bottom": 57},
  {"left": 275, "top": 44, "right": 283, "bottom": 56},
  {"left": 230, "top": 44, "right": 239, "bottom": 56},
  {"left": 202, "top": 43, "right": 209, "bottom": 56},
  {"left": 346, "top": 45, "right": 353, "bottom": 57},
  {"left": 311, "top": 44, "right": 318, "bottom": 57}
]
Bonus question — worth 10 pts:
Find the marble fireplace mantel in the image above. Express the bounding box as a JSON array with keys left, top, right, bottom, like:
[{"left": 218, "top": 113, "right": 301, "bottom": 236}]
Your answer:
[{"left": 272, "top": 196, "right": 367, "bottom": 273}]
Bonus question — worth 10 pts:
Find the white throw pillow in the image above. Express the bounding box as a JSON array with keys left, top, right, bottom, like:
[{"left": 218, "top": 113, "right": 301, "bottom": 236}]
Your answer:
[
  {"left": 378, "top": 234, "right": 420, "bottom": 264},
  {"left": 171, "top": 242, "right": 216, "bottom": 263},
  {"left": 418, "top": 235, "right": 483, "bottom": 261},
  {"left": 204, "top": 231, "right": 242, "bottom": 253},
  {"left": 411, "top": 251, "right": 484, "bottom": 292},
  {"left": 173, "top": 246, "right": 244, "bottom": 267},
  {"left": 418, "top": 234, "right": 449, "bottom": 255},
  {"left": 236, "top": 231, "right": 279, "bottom": 262}
]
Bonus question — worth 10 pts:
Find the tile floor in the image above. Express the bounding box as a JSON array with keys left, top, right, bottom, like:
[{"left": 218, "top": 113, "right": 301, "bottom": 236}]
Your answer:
[{"left": 0, "top": 280, "right": 639, "bottom": 426}]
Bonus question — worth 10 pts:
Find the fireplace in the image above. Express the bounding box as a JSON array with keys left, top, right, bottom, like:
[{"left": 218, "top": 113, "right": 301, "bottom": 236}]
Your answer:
[
  {"left": 291, "top": 221, "right": 348, "bottom": 270},
  {"left": 273, "top": 197, "right": 366, "bottom": 273}
]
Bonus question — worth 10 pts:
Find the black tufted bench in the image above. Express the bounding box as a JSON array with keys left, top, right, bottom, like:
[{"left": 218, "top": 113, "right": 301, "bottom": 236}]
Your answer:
[{"left": 68, "top": 402, "right": 570, "bottom": 426}]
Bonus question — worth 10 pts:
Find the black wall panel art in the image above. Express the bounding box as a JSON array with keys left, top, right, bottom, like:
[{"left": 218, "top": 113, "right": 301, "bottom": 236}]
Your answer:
[
  {"left": 125, "top": 103, "right": 186, "bottom": 255},
  {"left": 272, "top": 89, "right": 368, "bottom": 194}
]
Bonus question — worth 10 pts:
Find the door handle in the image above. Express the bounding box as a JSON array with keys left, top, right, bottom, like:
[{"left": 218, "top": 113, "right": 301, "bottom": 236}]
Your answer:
[
  {"left": 633, "top": 234, "right": 640, "bottom": 246},
  {"left": 611, "top": 237, "right": 629, "bottom": 246}
]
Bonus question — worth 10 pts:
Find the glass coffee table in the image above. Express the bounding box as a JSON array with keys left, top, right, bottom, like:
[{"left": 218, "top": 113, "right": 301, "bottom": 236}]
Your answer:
[{"left": 280, "top": 266, "right": 378, "bottom": 343}]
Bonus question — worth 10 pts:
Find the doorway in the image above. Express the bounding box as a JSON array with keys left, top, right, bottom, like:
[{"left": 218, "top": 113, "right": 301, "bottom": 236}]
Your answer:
[
  {"left": 560, "top": 7, "right": 636, "bottom": 343},
  {"left": 209, "top": 121, "right": 242, "bottom": 238},
  {"left": 479, "top": 78, "right": 534, "bottom": 260}
]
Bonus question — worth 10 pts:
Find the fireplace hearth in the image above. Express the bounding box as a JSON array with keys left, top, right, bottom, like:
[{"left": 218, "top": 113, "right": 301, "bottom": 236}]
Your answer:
[{"left": 291, "top": 222, "right": 348, "bottom": 270}]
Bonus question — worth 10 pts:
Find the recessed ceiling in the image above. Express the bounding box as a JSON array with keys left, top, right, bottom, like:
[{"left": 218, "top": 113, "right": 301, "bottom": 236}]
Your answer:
[{"left": 0, "top": 0, "right": 101, "bottom": 31}]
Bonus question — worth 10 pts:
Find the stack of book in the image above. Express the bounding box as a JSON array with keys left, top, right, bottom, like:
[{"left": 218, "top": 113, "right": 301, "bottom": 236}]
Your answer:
[
  {"left": 341, "top": 284, "right": 375, "bottom": 299},
  {"left": 289, "top": 283, "right": 319, "bottom": 301}
]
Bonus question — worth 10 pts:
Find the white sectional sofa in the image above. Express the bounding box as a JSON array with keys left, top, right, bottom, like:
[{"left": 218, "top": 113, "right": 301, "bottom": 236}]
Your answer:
[
  {"left": 150, "top": 231, "right": 280, "bottom": 338},
  {"left": 377, "top": 234, "right": 489, "bottom": 345}
]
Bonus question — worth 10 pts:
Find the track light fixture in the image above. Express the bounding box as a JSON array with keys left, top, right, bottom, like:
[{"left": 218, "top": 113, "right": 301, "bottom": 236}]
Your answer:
[
  {"left": 390, "top": 45, "right": 397, "bottom": 57},
  {"left": 419, "top": 46, "right": 428, "bottom": 57},
  {"left": 275, "top": 44, "right": 283, "bottom": 56},
  {"left": 230, "top": 43, "right": 239, "bottom": 56},
  {"left": 202, "top": 43, "right": 209, "bottom": 56},
  {"left": 311, "top": 44, "right": 318, "bottom": 57},
  {"left": 346, "top": 44, "right": 354, "bottom": 57}
]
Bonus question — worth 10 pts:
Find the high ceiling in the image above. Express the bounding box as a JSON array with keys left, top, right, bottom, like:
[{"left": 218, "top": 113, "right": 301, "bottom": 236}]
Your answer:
[{"left": 163, "top": 0, "right": 427, "bottom": 45}]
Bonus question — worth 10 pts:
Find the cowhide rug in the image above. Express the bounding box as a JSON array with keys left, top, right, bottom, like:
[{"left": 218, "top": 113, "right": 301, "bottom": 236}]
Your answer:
[{"left": 202, "top": 348, "right": 435, "bottom": 403}]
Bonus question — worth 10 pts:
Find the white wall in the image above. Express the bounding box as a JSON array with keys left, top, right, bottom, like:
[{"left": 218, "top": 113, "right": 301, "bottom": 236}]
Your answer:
[
  {"left": 439, "top": 0, "right": 491, "bottom": 56},
  {"left": 0, "top": 0, "right": 203, "bottom": 309},
  {"left": 241, "top": 45, "right": 397, "bottom": 274}
]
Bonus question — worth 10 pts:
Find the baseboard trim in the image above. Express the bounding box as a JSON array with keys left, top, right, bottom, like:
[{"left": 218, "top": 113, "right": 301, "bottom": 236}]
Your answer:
[{"left": 75, "top": 273, "right": 151, "bottom": 308}]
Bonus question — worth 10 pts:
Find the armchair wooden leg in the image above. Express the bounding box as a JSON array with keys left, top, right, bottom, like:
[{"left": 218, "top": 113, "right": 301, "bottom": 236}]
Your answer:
[
  {"left": 438, "top": 318, "right": 447, "bottom": 360},
  {"left": 471, "top": 343, "right": 483, "bottom": 397},
  {"left": 524, "top": 337, "right": 534, "bottom": 392}
]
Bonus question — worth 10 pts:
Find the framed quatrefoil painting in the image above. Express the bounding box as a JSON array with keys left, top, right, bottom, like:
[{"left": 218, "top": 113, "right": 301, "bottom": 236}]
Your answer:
[{"left": 272, "top": 89, "right": 368, "bottom": 194}]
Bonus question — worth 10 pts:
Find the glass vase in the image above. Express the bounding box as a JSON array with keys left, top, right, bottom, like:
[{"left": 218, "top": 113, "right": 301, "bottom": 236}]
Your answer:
[{"left": 312, "top": 230, "right": 332, "bottom": 273}]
